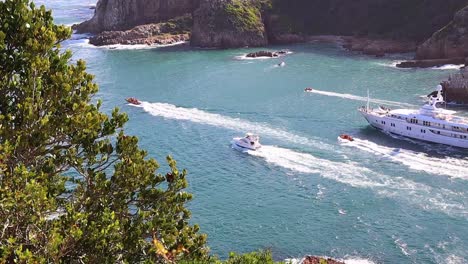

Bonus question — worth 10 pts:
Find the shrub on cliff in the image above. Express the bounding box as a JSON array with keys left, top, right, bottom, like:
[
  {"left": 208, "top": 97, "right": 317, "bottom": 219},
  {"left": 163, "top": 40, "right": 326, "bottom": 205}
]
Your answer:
[
  {"left": 0, "top": 0, "right": 208, "bottom": 262},
  {"left": 224, "top": 0, "right": 264, "bottom": 33},
  {"left": 191, "top": 0, "right": 268, "bottom": 48}
]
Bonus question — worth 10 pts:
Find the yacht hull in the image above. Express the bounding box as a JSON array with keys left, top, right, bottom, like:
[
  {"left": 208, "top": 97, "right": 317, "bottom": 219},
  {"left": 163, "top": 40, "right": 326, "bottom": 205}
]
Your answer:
[{"left": 360, "top": 110, "right": 468, "bottom": 149}]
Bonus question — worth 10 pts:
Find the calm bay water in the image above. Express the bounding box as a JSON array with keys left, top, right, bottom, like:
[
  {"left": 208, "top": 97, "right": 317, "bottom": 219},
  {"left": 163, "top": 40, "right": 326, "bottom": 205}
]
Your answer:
[{"left": 39, "top": 1, "right": 468, "bottom": 263}]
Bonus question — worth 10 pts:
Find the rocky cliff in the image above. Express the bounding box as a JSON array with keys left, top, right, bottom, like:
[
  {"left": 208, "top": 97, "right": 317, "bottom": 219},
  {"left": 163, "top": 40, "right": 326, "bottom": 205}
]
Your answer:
[
  {"left": 267, "top": 0, "right": 468, "bottom": 42},
  {"left": 190, "top": 0, "right": 268, "bottom": 48},
  {"left": 75, "top": 0, "right": 468, "bottom": 54},
  {"left": 416, "top": 5, "right": 468, "bottom": 59},
  {"left": 74, "top": 0, "right": 199, "bottom": 33}
]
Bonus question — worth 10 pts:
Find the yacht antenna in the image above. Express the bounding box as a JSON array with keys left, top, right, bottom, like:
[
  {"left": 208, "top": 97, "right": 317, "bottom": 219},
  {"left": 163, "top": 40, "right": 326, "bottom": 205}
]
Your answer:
[{"left": 366, "top": 89, "right": 370, "bottom": 112}]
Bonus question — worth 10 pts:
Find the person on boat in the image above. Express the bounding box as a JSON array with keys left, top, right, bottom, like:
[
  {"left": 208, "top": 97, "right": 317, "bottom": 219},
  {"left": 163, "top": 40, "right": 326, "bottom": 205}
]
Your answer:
[
  {"left": 340, "top": 134, "right": 354, "bottom": 141},
  {"left": 126, "top": 97, "right": 141, "bottom": 105},
  {"left": 304, "top": 87, "right": 313, "bottom": 92}
]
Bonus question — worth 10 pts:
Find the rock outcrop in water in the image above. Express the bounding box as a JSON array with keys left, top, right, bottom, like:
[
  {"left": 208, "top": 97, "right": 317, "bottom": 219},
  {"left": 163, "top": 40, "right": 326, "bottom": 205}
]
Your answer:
[
  {"left": 88, "top": 15, "right": 192, "bottom": 46},
  {"left": 301, "top": 256, "right": 345, "bottom": 264},
  {"left": 416, "top": 5, "right": 468, "bottom": 60},
  {"left": 74, "top": 0, "right": 198, "bottom": 33},
  {"left": 245, "top": 50, "right": 287, "bottom": 58},
  {"left": 75, "top": 0, "right": 468, "bottom": 57},
  {"left": 190, "top": 0, "right": 268, "bottom": 48}
]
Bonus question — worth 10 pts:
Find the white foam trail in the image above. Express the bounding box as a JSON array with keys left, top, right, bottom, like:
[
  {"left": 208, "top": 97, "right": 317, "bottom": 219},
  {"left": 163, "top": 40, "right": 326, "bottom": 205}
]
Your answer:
[
  {"left": 286, "top": 258, "right": 376, "bottom": 264},
  {"left": 138, "top": 102, "right": 332, "bottom": 151},
  {"left": 306, "top": 89, "right": 415, "bottom": 108},
  {"left": 346, "top": 138, "right": 468, "bottom": 180},
  {"left": 246, "top": 145, "right": 466, "bottom": 217},
  {"left": 431, "top": 64, "right": 464, "bottom": 70},
  {"left": 136, "top": 101, "right": 466, "bottom": 217}
]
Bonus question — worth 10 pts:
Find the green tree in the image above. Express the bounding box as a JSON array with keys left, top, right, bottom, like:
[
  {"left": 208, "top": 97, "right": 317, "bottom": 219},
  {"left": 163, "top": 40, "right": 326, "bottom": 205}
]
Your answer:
[{"left": 0, "top": 0, "right": 208, "bottom": 262}]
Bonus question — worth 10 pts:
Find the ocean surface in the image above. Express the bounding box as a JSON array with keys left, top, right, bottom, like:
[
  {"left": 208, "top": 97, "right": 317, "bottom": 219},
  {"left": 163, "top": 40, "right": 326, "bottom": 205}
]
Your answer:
[{"left": 38, "top": 1, "right": 468, "bottom": 263}]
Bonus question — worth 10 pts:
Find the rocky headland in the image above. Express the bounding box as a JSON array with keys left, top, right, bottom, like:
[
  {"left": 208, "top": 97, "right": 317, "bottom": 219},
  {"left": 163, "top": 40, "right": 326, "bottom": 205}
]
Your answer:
[
  {"left": 190, "top": 0, "right": 268, "bottom": 48},
  {"left": 88, "top": 15, "right": 191, "bottom": 46},
  {"left": 74, "top": 0, "right": 198, "bottom": 33},
  {"left": 75, "top": 0, "right": 468, "bottom": 65},
  {"left": 416, "top": 5, "right": 468, "bottom": 60}
]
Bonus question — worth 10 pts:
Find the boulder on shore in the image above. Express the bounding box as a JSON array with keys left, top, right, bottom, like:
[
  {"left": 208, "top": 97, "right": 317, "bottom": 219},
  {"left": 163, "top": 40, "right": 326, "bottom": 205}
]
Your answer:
[
  {"left": 88, "top": 15, "right": 192, "bottom": 46},
  {"left": 342, "top": 37, "right": 417, "bottom": 57},
  {"left": 396, "top": 57, "right": 466, "bottom": 68}
]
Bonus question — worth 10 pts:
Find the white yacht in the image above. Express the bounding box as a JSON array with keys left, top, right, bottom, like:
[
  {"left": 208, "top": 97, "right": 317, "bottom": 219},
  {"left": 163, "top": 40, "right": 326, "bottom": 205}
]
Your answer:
[
  {"left": 359, "top": 85, "right": 468, "bottom": 148},
  {"left": 232, "top": 133, "right": 262, "bottom": 150}
]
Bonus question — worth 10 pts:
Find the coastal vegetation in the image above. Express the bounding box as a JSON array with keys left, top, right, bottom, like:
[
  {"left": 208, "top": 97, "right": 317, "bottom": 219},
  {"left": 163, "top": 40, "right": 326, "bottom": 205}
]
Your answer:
[
  {"left": 0, "top": 1, "right": 335, "bottom": 263},
  {"left": 0, "top": 0, "right": 208, "bottom": 262}
]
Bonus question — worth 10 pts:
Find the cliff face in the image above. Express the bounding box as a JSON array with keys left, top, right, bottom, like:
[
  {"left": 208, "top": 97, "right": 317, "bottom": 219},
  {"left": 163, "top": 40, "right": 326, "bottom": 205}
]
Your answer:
[
  {"left": 267, "top": 0, "right": 468, "bottom": 42},
  {"left": 416, "top": 5, "right": 468, "bottom": 59},
  {"left": 75, "top": 0, "right": 199, "bottom": 33},
  {"left": 190, "top": 0, "right": 268, "bottom": 48},
  {"left": 75, "top": 0, "right": 468, "bottom": 53}
]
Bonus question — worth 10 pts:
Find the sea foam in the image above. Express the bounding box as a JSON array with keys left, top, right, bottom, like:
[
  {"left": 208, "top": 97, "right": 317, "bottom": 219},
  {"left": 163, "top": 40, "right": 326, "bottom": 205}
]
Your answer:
[
  {"left": 346, "top": 138, "right": 468, "bottom": 180},
  {"left": 305, "top": 89, "right": 415, "bottom": 108},
  {"left": 135, "top": 102, "right": 467, "bottom": 218}
]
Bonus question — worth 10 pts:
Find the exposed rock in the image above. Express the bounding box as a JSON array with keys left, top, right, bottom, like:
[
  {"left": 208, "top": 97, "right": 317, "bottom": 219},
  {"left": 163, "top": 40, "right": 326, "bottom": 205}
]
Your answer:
[
  {"left": 191, "top": 0, "right": 268, "bottom": 48},
  {"left": 301, "top": 256, "right": 345, "bottom": 264},
  {"left": 342, "top": 37, "right": 417, "bottom": 56},
  {"left": 246, "top": 50, "right": 288, "bottom": 58},
  {"left": 440, "top": 67, "right": 468, "bottom": 104},
  {"left": 88, "top": 15, "right": 192, "bottom": 46},
  {"left": 396, "top": 57, "right": 465, "bottom": 68},
  {"left": 74, "top": 0, "right": 199, "bottom": 33},
  {"left": 416, "top": 5, "right": 468, "bottom": 59}
]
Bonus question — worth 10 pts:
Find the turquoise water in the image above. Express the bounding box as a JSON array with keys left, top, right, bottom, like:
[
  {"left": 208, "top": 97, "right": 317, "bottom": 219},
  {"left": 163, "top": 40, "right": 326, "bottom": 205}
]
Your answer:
[{"left": 39, "top": 1, "right": 468, "bottom": 263}]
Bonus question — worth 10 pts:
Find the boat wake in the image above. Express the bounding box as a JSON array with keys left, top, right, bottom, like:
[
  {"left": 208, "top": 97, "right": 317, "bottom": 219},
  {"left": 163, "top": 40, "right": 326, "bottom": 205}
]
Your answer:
[
  {"left": 247, "top": 145, "right": 466, "bottom": 218},
  {"left": 138, "top": 101, "right": 332, "bottom": 151},
  {"left": 306, "top": 89, "right": 415, "bottom": 108},
  {"left": 345, "top": 138, "right": 468, "bottom": 180},
  {"left": 135, "top": 101, "right": 467, "bottom": 218}
]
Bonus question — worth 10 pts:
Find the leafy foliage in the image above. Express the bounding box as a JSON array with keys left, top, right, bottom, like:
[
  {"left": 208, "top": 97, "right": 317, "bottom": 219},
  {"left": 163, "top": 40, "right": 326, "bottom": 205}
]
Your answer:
[
  {"left": 225, "top": 0, "right": 264, "bottom": 33},
  {"left": 179, "top": 250, "right": 284, "bottom": 264},
  {"left": 0, "top": 0, "right": 208, "bottom": 262}
]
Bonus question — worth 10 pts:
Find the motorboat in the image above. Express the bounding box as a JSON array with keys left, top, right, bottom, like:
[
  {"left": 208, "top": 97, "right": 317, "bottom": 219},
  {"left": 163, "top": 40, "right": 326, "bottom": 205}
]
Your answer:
[
  {"left": 126, "top": 97, "right": 141, "bottom": 105},
  {"left": 232, "top": 133, "right": 262, "bottom": 150},
  {"left": 278, "top": 61, "right": 286, "bottom": 67},
  {"left": 304, "top": 87, "right": 313, "bottom": 92},
  {"left": 359, "top": 85, "right": 468, "bottom": 148},
  {"left": 338, "top": 134, "right": 354, "bottom": 143}
]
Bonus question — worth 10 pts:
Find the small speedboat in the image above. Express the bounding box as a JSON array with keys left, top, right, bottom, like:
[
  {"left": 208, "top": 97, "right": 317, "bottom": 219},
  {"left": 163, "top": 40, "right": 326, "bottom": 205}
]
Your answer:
[
  {"left": 304, "top": 87, "right": 313, "bottom": 92},
  {"left": 278, "top": 61, "right": 286, "bottom": 67},
  {"left": 126, "top": 97, "right": 141, "bottom": 105},
  {"left": 338, "top": 134, "right": 354, "bottom": 143},
  {"left": 232, "top": 133, "right": 262, "bottom": 150}
]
